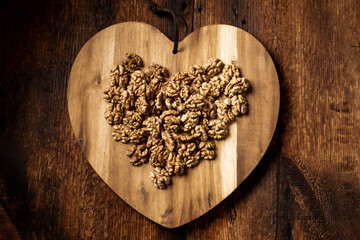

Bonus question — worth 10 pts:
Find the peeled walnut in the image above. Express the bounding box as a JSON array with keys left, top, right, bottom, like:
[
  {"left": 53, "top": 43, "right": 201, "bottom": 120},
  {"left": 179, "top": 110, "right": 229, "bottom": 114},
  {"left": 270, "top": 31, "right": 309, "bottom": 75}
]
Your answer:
[
  {"left": 231, "top": 94, "right": 248, "bottom": 116},
  {"left": 224, "top": 76, "right": 249, "bottom": 97},
  {"left": 205, "top": 58, "right": 224, "bottom": 77},
  {"left": 103, "top": 54, "right": 250, "bottom": 189},
  {"left": 149, "top": 143, "right": 169, "bottom": 167},
  {"left": 150, "top": 168, "right": 170, "bottom": 189},
  {"left": 126, "top": 144, "right": 149, "bottom": 166}
]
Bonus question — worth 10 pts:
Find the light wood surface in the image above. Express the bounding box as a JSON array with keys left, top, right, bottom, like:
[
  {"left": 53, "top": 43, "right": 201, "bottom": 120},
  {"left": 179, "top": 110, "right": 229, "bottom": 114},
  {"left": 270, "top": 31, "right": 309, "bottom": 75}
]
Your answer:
[{"left": 67, "top": 22, "right": 279, "bottom": 228}]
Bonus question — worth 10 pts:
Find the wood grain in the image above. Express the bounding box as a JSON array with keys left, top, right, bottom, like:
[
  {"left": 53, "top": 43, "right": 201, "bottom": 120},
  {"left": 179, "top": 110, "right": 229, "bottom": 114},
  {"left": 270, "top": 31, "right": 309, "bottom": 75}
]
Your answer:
[
  {"left": 0, "top": 0, "right": 359, "bottom": 239},
  {"left": 67, "top": 22, "right": 279, "bottom": 228},
  {"left": 0, "top": 205, "right": 22, "bottom": 240}
]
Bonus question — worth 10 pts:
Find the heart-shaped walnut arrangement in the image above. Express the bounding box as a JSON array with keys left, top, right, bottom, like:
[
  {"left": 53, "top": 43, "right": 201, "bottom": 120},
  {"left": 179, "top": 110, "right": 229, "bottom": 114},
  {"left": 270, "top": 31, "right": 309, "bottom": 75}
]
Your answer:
[
  {"left": 104, "top": 54, "right": 250, "bottom": 189},
  {"left": 68, "top": 22, "right": 279, "bottom": 228}
]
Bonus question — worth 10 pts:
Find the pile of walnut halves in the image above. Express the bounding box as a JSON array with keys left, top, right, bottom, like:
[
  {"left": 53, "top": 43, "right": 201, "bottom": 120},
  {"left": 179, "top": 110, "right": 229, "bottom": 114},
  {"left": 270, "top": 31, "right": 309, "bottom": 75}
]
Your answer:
[{"left": 103, "top": 54, "right": 250, "bottom": 189}]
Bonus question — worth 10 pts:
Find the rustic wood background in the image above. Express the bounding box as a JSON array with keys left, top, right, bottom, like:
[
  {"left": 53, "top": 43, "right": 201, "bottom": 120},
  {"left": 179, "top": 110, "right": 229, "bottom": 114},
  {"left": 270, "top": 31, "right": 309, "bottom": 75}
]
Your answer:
[{"left": 0, "top": 0, "right": 359, "bottom": 239}]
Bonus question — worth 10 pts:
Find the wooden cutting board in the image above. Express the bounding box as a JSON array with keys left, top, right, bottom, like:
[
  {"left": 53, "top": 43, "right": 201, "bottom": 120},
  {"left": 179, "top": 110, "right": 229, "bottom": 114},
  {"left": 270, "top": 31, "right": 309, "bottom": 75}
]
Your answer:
[{"left": 67, "top": 22, "right": 279, "bottom": 228}]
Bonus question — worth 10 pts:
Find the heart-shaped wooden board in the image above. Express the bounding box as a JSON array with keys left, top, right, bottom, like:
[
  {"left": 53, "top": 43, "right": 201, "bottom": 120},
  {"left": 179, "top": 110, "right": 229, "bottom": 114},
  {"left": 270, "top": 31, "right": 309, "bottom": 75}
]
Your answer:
[{"left": 67, "top": 22, "right": 279, "bottom": 228}]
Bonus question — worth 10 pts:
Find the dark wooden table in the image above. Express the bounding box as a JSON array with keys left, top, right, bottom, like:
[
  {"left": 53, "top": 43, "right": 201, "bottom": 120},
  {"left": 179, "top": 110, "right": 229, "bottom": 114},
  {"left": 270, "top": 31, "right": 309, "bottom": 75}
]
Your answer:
[{"left": 0, "top": 0, "right": 359, "bottom": 239}]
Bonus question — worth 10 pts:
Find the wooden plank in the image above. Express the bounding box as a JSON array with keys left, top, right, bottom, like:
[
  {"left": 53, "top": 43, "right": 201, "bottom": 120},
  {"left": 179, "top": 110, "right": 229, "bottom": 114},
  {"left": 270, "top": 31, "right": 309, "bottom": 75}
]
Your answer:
[
  {"left": 0, "top": 205, "right": 22, "bottom": 240},
  {"left": 188, "top": 1, "right": 280, "bottom": 239},
  {"left": 275, "top": 0, "right": 360, "bottom": 239},
  {"left": 183, "top": 0, "right": 360, "bottom": 239},
  {"left": 0, "top": 0, "right": 189, "bottom": 239},
  {"left": 0, "top": 0, "right": 359, "bottom": 238}
]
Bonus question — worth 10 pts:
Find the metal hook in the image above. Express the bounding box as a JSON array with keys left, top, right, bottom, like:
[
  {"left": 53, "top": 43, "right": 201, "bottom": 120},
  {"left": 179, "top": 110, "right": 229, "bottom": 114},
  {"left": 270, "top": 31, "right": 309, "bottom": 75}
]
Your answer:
[{"left": 144, "top": 0, "right": 188, "bottom": 54}]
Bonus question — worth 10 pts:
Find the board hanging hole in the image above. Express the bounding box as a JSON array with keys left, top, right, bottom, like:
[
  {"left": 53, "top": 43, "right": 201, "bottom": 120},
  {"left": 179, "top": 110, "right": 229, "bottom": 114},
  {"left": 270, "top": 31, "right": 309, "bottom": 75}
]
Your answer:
[{"left": 144, "top": 0, "right": 187, "bottom": 54}]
